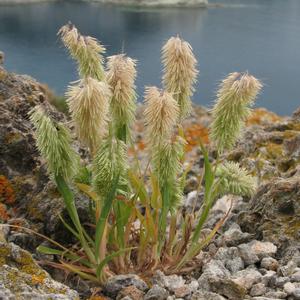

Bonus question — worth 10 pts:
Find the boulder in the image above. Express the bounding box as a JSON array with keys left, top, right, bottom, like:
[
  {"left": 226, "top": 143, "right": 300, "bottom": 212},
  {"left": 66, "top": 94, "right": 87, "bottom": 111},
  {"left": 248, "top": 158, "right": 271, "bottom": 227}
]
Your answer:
[{"left": 0, "top": 242, "right": 79, "bottom": 299}]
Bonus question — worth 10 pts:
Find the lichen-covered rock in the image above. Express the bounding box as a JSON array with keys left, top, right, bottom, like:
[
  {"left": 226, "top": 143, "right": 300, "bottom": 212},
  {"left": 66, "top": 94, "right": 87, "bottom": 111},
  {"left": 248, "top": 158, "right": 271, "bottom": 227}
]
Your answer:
[
  {"left": 238, "top": 176, "right": 300, "bottom": 256},
  {"left": 0, "top": 242, "right": 79, "bottom": 299}
]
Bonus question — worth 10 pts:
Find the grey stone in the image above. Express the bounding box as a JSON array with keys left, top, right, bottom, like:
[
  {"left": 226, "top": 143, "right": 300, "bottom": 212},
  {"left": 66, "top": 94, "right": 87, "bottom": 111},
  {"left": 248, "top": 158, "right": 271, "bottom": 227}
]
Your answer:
[
  {"left": 238, "top": 243, "right": 260, "bottom": 266},
  {"left": 152, "top": 271, "right": 185, "bottom": 292},
  {"left": 274, "top": 277, "right": 290, "bottom": 288},
  {"left": 261, "top": 270, "right": 277, "bottom": 286},
  {"left": 292, "top": 288, "right": 300, "bottom": 300},
  {"left": 260, "top": 257, "right": 279, "bottom": 271},
  {"left": 284, "top": 282, "right": 296, "bottom": 295},
  {"left": 221, "top": 223, "right": 252, "bottom": 247},
  {"left": 292, "top": 271, "right": 300, "bottom": 282},
  {"left": 231, "top": 268, "right": 262, "bottom": 290},
  {"left": 248, "top": 240, "right": 277, "bottom": 259},
  {"left": 197, "top": 260, "right": 230, "bottom": 291},
  {"left": 214, "top": 247, "right": 244, "bottom": 273},
  {"left": 104, "top": 274, "right": 147, "bottom": 298},
  {"left": 280, "top": 260, "right": 298, "bottom": 276},
  {"left": 0, "top": 242, "right": 79, "bottom": 300},
  {"left": 191, "top": 291, "right": 226, "bottom": 300},
  {"left": 265, "top": 291, "right": 288, "bottom": 299},
  {"left": 209, "top": 278, "right": 247, "bottom": 299},
  {"left": 250, "top": 283, "right": 267, "bottom": 297},
  {"left": 144, "top": 285, "right": 168, "bottom": 300}
]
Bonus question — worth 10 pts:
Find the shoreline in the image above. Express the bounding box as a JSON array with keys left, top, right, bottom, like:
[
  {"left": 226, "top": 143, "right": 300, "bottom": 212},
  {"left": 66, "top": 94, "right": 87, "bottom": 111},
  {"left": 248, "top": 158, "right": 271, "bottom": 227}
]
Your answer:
[{"left": 0, "top": 0, "right": 208, "bottom": 7}]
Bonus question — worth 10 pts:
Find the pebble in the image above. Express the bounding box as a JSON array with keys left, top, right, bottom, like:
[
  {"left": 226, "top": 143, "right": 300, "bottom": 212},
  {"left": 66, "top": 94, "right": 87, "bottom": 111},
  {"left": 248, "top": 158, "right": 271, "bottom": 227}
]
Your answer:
[
  {"left": 104, "top": 274, "right": 148, "bottom": 298},
  {"left": 284, "top": 282, "right": 296, "bottom": 295},
  {"left": 260, "top": 257, "right": 279, "bottom": 271},
  {"left": 274, "top": 276, "right": 290, "bottom": 288},
  {"left": 250, "top": 283, "right": 267, "bottom": 296},
  {"left": 265, "top": 290, "right": 288, "bottom": 299},
  {"left": 248, "top": 240, "right": 277, "bottom": 259},
  {"left": 292, "top": 271, "right": 300, "bottom": 282},
  {"left": 144, "top": 285, "right": 168, "bottom": 300},
  {"left": 238, "top": 243, "right": 260, "bottom": 265}
]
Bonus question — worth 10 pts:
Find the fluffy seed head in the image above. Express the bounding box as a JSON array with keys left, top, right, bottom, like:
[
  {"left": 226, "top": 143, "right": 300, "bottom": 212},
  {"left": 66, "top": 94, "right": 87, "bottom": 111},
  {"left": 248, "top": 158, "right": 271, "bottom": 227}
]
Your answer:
[
  {"left": 106, "top": 54, "right": 137, "bottom": 142},
  {"left": 29, "top": 105, "right": 79, "bottom": 180},
  {"left": 66, "top": 77, "right": 111, "bottom": 154},
  {"left": 162, "top": 36, "right": 198, "bottom": 120},
  {"left": 152, "top": 136, "right": 186, "bottom": 211},
  {"left": 58, "top": 23, "right": 106, "bottom": 80},
  {"left": 144, "top": 86, "right": 179, "bottom": 147},
  {"left": 216, "top": 161, "right": 257, "bottom": 197},
  {"left": 210, "top": 72, "right": 262, "bottom": 154},
  {"left": 92, "top": 138, "right": 128, "bottom": 198}
]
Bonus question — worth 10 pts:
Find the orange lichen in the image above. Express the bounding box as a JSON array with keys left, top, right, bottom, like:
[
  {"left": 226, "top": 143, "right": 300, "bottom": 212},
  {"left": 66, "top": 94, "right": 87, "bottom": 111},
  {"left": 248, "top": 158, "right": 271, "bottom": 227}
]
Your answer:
[
  {"left": 0, "top": 175, "right": 15, "bottom": 205},
  {"left": 184, "top": 124, "right": 209, "bottom": 152},
  {"left": 0, "top": 203, "right": 9, "bottom": 221},
  {"left": 31, "top": 274, "right": 46, "bottom": 285},
  {"left": 247, "top": 108, "right": 282, "bottom": 126},
  {"left": 88, "top": 296, "right": 108, "bottom": 300}
]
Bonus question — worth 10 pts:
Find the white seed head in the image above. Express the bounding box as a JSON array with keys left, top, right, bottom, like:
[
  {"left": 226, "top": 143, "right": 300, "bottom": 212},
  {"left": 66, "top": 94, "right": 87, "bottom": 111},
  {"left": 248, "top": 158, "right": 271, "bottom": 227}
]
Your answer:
[
  {"left": 162, "top": 36, "right": 198, "bottom": 120},
  {"left": 66, "top": 77, "right": 111, "bottom": 154},
  {"left": 152, "top": 136, "right": 186, "bottom": 211},
  {"left": 106, "top": 54, "right": 137, "bottom": 141},
  {"left": 144, "top": 86, "right": 179, "bottom": 147},
  {"left": 58, "top": 23, "right": 106, "bottom": 80},
  {"left": 216, "top": 161, "right": 257, "bottom": 197},
  {"left": 29, "top": 105, "right": 79, "bottom": 181},
  {"left": 92, "top": 137, "right": 128, "bottom": 198},
  {"left": 210, "top": 72, "right": 262, "bottom": 154}
]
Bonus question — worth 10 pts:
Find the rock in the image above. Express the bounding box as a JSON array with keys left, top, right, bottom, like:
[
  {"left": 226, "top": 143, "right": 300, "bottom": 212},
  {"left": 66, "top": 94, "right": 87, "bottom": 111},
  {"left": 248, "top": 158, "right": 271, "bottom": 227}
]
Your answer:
[
  {"left": 214, "top": 247, "right": 244, "bottom": 273},
  {"left": 231, "top": 268, "right": 262, "bottom": 290},
  {"left": 248, "top": 241, "right": 277, "bottom": 259},
  {"left": 0, "top": 242, "right": 79, "bottom": 300},
  {"left": 261, "top": 270, "right": 277, "bottom": 286},
  {"left": 152, "top": 271, "right": 185, "bottom": 292},
  {"left": 238, "top": 177, "right": 300, "bottom": 255},
  {"left": 260, "top": 257, "right": 279, "bottom": 271},
  {"left": 191, "top": 290, "right": 226, "bottom": 300},
  {"left": 104, "top": 274, "right": 147, "bottom": 298},
  {"left": 209, "top": 277, "right": 247, "bottom": 299},
  {"left": 284, "top": 282, "right": 296, "bottom": 295},
  {"left": 0, "top": 51, "right": 4, "bottom": 65},
  {"left": 293, "top": 288, "right": 300, "bottom": 300},
  {"left": 292, "top": 270, "right": 300, "bottom": 282},
  {"left": 264, "top": 290, "right": 287, "bottom": 299},
  {"left": 116, "top": 285, "right": 144, "bottom": 300},
  {"left": 274, "top": 276, "right": 290, "bottom": 288},
  {"left": 238, "top": 243, "right": 260, "bottom": 266},
  {"left": 250, "top": 283, "right": 267, "bottom": 297},
  {"left": 220, "top": 223, "right": 252, "bottom": 247},
  {"left": 144, "top": 284, "right": 168, "bottom": 300},
  {"left": 280, "top": 260, "right": 298, "bottom": 276},
  {"left": 197, "top": 260, "right": 230, "bottom": 291}
]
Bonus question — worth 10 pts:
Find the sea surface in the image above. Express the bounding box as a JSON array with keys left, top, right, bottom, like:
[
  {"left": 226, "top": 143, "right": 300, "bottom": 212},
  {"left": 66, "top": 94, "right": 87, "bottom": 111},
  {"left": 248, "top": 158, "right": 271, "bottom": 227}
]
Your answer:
[{"left": 0, "top": 0, "right": 299, "bottom": 115}]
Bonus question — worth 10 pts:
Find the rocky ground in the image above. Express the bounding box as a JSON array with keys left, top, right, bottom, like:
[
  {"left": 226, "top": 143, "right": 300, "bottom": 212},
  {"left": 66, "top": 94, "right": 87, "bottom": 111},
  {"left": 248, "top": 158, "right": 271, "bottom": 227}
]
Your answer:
[{"left": 0, "top": 63, "right": 299, "bottom": 300}]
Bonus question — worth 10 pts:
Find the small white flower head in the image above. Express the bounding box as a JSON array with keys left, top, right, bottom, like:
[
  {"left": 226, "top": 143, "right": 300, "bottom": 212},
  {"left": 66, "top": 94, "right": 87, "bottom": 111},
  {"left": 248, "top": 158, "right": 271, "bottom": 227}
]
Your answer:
[
  {"left": 162, "top": 36, "right": 198, "bottom": 121},
  {"left": 216, "top": 161, "right": 257, "bottom": 197},
  {"left": 144, "top": 86, "right": 179, "bottom": 147},
  {"left": 66, "top": 77, "right": 111, "bottom": 154},
  {"left": 29, "top": 105, "right": 79, "bottom": 181},
  {"left": 210, "top": 72, "right": 262, "bottom": 154},
  {"left": 58, "top": 23, "right": 106, "bottom": 80},
  {"left": 92, "top": 137, "right": 128, "bottom": 198},
  {"left": 106, "top": 54, "right": 137, "bottom": 142}
]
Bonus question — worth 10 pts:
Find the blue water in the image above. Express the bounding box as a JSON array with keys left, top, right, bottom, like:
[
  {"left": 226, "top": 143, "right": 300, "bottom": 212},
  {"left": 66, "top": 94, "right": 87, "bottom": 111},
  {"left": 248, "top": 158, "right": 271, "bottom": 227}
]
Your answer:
[{"left": 0, "top": 0, "right": 299, "bottom": 115}]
